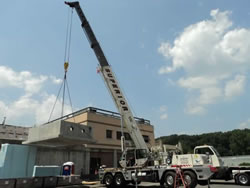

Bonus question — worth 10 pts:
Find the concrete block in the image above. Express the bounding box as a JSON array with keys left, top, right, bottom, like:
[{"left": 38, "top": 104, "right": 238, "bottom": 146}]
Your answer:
[
  {"left": 69, "top": 175, "right": 82, "bottom": 185},
  {"left": 33, "top": 166, "right": 61, "bottom": 177},
  {"left": 32, "top": 177, "right": 43, "bottom": 188},
  {"left": 43, "top": 176, "right": 57, "bottom": 188},
  {"left": 15, "top": 178, "right": 33, "bottom": 188},
  {"left": 57, "top": 175, "right": 82, "bottom": 186},
  {"left": 23, "top": 120, "right": 95, "bottom": 147},
  {"left": 0, "top": 179, "right": 15, "bottom": 188},
  {"left": 57, "top": 176, "right": 71, "bottom": 186}
]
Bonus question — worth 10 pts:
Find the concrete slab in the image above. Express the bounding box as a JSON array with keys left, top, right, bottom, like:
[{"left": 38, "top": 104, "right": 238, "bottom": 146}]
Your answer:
[{"left": 23, "top": 120, "right": 95, "bottom": 147}]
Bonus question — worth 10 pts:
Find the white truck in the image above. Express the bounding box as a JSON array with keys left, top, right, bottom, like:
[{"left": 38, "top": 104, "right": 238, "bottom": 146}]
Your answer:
[
  {"left": 194, "top": 145, "right": 250, "bottom": 186},
  {"left": 65, "top": 1, "right": 216, "bottom": 187}
]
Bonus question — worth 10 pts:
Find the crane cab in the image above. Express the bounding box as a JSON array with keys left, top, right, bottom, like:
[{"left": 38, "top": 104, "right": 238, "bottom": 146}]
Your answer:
[
  {"left": 119, "top": 149, "right": 148, "bottom": 168},
  {"left": 194, "top": 145, "right": 224, "bottom": 167}
]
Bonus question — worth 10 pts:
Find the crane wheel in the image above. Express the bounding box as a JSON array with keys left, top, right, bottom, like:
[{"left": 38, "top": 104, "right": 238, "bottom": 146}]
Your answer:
[
  {"left": 114, "top": 173, "right": 126, "bottom": 187},
  {"left": 103, "top": 174, "right": 114, "bottom": 187},
  {"left": 183, "top": 171, "right": 197, "bottom": 188},
  {"left": 164, "top": 171, "right": 175, "bottom": 188}
]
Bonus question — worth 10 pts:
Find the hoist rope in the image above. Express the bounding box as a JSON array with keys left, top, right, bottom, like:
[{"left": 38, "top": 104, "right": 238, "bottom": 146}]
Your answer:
[
  {"left": 48, "top": 6, "right": 75, "bottom": 123},
  {"left": 48, "top": 80, "right": 64, "bottom": 122},
  {"left": 61, "top": 74, "right": 66, "bottom": 117},
  {"left": 64, "top": 7, "right": 73, "bottom": 63},
  {"left": 65, "top": 78, "right": 75, "bottom": 122}
]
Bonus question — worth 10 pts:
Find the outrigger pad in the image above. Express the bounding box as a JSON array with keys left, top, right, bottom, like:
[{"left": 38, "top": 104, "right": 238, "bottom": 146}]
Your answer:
[{"left": 23, "top": 120, "right": 95, "bottom": 147}]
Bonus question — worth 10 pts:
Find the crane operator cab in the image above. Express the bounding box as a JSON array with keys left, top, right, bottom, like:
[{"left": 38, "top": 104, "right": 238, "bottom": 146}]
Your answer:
[{"left": 119, "top": 148, "right": 148, "bottom": 168}]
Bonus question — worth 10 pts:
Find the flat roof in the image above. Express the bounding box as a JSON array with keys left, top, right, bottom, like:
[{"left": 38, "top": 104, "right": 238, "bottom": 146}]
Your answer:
[{"left": 47, "top": 106, "right": 152, "bottom": 126}]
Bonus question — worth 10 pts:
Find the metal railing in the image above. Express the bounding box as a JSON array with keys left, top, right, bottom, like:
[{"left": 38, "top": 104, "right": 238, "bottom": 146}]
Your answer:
[{"left": 47, "top": 106, "right": 151, "bottom": 126}]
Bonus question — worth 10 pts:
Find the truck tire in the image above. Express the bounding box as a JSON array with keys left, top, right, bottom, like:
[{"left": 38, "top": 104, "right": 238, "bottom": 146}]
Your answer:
[
  {"left": 237, "top": 173, "right": 250, "bottom": 185},
  {"left": 164, "top": 171, "right": 176, "bottom": 188},
  {"left": 114, "top": 173, "right": 126, "bottom": 187},
  {"left": 183, "top": 171, "right": 197, "bottom": 188},
  {"left": 103, "top": 174, "right": 114, "bottom": 187}
]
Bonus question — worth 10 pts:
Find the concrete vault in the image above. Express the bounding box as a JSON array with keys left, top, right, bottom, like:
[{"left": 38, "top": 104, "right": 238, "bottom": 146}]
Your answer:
[{"left": 23, "top": 120, "right": 95, "bottom": 147}]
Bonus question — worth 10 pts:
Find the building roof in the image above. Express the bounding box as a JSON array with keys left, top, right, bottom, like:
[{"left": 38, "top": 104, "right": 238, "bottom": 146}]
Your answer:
[{"left": 47, "top": 106, "right": 152, "bottom": 126}]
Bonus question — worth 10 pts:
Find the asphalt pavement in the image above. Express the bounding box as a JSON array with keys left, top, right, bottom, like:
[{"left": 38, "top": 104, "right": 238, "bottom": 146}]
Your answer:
[{"left": 57, "top": 180, "right": 245, "bottom": 188}]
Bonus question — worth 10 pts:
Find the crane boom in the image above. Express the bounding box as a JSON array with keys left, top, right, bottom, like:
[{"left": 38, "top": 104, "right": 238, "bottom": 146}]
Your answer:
[{"left": 65, "top": 1, "right": 149, "bottom": 166}]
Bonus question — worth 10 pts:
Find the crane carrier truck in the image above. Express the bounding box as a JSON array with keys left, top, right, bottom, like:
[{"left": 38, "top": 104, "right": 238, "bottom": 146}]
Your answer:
[{"left": 65, "top": 1, "right": 216, "bottom": 187}]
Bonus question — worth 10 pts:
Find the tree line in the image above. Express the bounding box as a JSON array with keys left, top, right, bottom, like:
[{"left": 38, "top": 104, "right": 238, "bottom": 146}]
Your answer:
[{"left": 156, "top": 128, "right": 250, "bottom": 156}]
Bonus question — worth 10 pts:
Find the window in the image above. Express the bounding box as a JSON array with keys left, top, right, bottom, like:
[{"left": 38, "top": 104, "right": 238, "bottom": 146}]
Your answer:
[
  {"left": 124, "top": 132, "right": 132, "bottom": 140},
  {"left": 116, "top": 131, "right": 122, "bottom": 140},
  {"left": 106, "top": 130, "right": 112, "bottom": 139},
  {"left": 136, "top": 149, "right": 148, "bottom": 159},
  {"left": 143, "top": 135, "right": 150, "bottom": 143},
  {"left": 116, "top": 131, "right": 131, "bottom": 140},
  {"left": 195, "top": 148, "right": 214, "bottom": 155}
]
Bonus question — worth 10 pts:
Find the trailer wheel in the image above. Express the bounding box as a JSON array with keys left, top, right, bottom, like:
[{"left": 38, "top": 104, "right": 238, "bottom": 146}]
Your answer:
[
  {"left": 183, "top": 171, "right": 197, "bottom": 188},
  {"left": 114, "top": 173, "right": 125, "bottom": 187},
  {"left": 237, "top": 173, "right": 250, "bottom": 185},
  {"left": 103, "top": 174, "right": 114, "bottom": 187},
  {"left": 164, "top": 171, "right": 176, "bottom": 188}
]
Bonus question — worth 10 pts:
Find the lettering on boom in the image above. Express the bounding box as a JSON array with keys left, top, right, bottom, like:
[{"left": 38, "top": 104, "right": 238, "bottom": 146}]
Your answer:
[{"left": 104, "top": 68, "right": 128, "bottom": 112}]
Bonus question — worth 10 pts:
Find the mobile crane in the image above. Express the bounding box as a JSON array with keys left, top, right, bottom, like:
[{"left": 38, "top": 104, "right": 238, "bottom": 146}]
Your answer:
[
  {"left": 65, "top": 2, "right": 216, "bottom": 187},
  {"left": 64, "top": 1, "right": 148, "bottom": 169}
]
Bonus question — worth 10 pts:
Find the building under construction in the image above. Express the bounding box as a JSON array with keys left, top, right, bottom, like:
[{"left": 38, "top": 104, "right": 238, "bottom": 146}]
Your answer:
[{"left": 0, "top": 106, "right": 155, "bottom": 175}]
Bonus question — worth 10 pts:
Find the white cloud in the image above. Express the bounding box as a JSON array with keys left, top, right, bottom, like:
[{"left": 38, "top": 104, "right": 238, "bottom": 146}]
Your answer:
[
  {"left": 50, "top": 76, "right": 62, "bottom": 84},
  {"left": 0, "top": 94, "right": 73, "bottom": 126},
  {"left": 0, "top": 66, "right": 48, "bottom": 95},
  {"left": 199, "top": 87, "right": 222, "bottom": 105},
  {"left": 160, "top": 113, "right": 168, "bottom": 120},
  {"left": 178, "top": 76, "right": 218, "bottom": 90},
  {"left": 158, "top": 9, "right": 250, "bottom": 114},
  {"left": 0, "top": 66, "right": 70, "bottom": 126},
  {"left": 225, "top": 75, "right": 246, "bottom": 98},
  {"left": 186, "top": 104, "right": 205, "bottom": 115},
  {"left": 239, "top": 119, "right": 250, "bottom": 129},
  {"left": 159, "top": 105, "right": 168, "bottom": 120},
  {"left": 35, "top": 94, "right": 73, "bottom": 125},
  {"left": 160, "top": 105, "right": 167, "bottom": 112}
]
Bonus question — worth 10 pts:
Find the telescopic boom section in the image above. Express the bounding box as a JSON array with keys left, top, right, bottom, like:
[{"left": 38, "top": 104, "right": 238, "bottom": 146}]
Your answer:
[{"left": 65, "top": 2, "right": 149, "bottom": 152}]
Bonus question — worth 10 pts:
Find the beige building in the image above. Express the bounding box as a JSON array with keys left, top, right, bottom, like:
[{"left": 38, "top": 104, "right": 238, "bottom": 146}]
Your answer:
[
  {"left": 65, "top": 107, "right": 155, "bottom": 174},
  {"left": 0, "top": 107, "right": 155, "bottom": 175}
]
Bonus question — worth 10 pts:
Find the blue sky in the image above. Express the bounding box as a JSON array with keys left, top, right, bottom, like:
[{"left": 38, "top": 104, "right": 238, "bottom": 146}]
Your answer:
[{"left": 1, "top": 0, "right": 250, "bottom": 137}]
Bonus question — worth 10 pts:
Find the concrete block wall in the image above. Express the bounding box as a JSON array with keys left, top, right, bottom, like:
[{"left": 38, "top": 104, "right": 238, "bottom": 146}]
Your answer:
[
  {"left": 35, "top": 146, "right": 90, "bottom": 175},
  {"left": 0, "top": 125, "right": 28, "bottom": 141}
]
